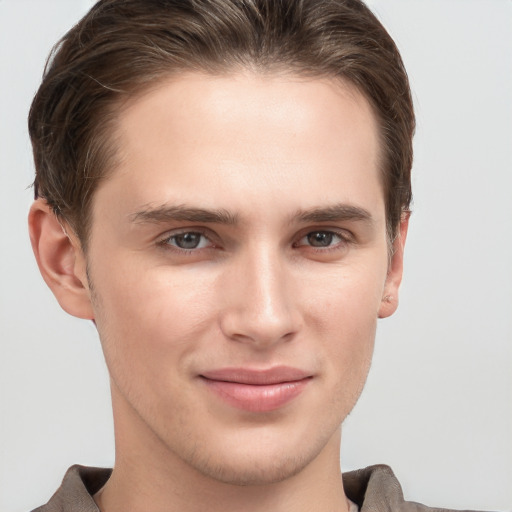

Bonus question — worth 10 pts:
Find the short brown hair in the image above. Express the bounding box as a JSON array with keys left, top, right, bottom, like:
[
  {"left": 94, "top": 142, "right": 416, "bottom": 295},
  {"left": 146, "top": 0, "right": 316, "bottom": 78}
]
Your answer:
[{"left": 29, "top": 0, "right": 414, "bottom": 249}]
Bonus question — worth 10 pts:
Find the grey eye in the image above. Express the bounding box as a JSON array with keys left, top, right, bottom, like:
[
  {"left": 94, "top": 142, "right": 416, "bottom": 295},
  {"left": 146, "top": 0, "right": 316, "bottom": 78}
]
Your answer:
[
  {"left": 170, "top": 232, "right": 206, "bottom": 249},
  {"left": 306, "top": 231, "right": 336, "bottom": 247}
]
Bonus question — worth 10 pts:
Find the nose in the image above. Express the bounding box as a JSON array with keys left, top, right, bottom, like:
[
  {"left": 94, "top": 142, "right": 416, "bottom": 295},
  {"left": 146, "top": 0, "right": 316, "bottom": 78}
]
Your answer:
[{"left": 219, "top": 247, "right": 302, "bottom": 348}]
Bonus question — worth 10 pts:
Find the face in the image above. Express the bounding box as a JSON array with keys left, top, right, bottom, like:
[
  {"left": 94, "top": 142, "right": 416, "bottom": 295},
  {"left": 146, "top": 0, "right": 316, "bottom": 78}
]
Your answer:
[{"left": 77, "top": 72, "right": 405, "bottom": 484}]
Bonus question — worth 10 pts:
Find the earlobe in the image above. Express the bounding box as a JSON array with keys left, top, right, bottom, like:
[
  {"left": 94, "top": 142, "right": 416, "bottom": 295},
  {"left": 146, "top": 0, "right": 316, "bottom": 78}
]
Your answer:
[
  {"left": 378, "top": 214, "right": 409, "bottom": 319},
  {"left": 28, "top": 199, "right": 94, "bottom": 320}
]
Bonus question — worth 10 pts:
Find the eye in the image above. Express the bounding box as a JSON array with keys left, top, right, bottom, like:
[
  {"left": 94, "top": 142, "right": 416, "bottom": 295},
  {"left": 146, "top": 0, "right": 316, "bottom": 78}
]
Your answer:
[
  {"left": 295, "top": 230, "right": 347, "bottom": 249},
  {"left": 163, "top": 231, "right": 212, "bottom": 250}
]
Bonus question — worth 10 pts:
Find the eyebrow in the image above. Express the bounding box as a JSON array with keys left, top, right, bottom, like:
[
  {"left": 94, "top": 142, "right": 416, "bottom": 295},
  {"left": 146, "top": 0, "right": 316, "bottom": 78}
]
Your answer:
[
  {"left": 129, "top": 202, "right": 373, "bottom": 227},
  {"left": 293, "top": 204, "right": 373, "bottom": 225},
  {"left": 129, "top": 204, "right": 238, "bottom": 225}
]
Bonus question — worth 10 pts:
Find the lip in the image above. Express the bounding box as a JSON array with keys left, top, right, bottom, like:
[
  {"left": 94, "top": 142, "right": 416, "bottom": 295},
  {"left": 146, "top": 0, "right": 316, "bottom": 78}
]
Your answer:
[{"left": 199, "top": 366, "right": 312, "bottom": 412}]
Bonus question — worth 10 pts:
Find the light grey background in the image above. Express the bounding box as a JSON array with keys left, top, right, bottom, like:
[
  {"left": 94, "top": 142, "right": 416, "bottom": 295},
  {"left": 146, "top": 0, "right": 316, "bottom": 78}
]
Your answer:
[{"left": 1, "top": 1, "right": 511, "bottom": 511}]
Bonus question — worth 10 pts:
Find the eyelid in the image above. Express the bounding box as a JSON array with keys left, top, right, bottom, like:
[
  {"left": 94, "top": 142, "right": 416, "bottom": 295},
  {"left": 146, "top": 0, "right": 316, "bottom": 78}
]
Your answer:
[
  {"left": 157, "top": 227, "right": 218, "bottom": 249},
  {"left": 293, "top": 227, "right": 354, "bottom": 249},
  {"left": 154, "top": 225, "right": 354, "bottom": 253}
]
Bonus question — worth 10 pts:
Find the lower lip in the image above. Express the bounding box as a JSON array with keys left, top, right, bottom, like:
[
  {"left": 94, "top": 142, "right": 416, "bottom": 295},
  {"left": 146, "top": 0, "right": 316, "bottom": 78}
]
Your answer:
[{"left": 201, "top": 377, "right": 311, "bottom": 412}]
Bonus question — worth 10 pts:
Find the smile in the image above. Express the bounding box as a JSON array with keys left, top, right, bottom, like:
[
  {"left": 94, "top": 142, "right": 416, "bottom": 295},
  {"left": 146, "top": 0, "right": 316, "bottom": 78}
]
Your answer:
[{"left": 199, "top": 367, "right": 312, "bottom": 412}]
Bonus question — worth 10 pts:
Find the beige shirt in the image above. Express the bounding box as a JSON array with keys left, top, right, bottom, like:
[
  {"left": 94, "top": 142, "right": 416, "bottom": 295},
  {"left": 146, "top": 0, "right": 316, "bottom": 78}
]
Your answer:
[{"left": 31, "top": 464, "right": 487, "bottom": 512}]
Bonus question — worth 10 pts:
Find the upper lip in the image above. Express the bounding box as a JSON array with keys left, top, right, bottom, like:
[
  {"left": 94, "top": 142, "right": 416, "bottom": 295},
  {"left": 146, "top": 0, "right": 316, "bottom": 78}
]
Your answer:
[{"left": 200, "top": 366, "right": 312, "bottom": 385}]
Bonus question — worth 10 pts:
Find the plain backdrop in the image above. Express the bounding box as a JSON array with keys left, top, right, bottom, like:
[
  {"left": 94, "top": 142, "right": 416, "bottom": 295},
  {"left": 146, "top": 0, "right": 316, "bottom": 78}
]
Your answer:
[{"left": 1, "top": 1, "right": 511, "bottom": 511}]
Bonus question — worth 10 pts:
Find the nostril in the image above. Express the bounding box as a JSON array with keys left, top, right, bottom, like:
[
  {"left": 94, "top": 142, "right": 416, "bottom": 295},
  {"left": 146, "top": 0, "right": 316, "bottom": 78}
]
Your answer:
[{"left": 219, "top": 309, "right": 301, "bottom": 347}]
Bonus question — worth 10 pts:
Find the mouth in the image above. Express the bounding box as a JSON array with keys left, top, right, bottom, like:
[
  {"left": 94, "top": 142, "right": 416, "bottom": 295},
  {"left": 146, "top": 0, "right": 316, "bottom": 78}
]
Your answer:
[{"left": 199, "top": 366, "right": 312, "bottom": 412}]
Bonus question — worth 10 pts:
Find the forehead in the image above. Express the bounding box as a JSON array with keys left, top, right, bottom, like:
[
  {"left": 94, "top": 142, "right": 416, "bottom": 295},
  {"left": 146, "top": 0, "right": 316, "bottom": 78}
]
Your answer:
[{"left": 93, "top": 72, "right": 384, "bottom": 226}]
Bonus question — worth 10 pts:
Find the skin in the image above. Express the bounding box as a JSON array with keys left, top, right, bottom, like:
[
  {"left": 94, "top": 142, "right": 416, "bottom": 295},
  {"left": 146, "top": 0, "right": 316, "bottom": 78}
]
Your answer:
[{"left": 29, "top": 72, "right": 407, "bottom": 512}]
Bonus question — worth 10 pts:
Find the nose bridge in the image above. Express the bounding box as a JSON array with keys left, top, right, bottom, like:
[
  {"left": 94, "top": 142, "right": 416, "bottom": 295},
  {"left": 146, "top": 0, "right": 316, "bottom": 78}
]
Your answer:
[{"left": 220, "top": 242, "right": 300, "bottom": 346}]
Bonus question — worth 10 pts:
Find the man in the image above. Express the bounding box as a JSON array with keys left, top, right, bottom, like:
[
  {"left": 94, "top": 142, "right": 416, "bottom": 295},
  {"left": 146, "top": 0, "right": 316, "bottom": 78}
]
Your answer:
[{"left": 24, "top": 1, "right": 488, "bottom": 511}]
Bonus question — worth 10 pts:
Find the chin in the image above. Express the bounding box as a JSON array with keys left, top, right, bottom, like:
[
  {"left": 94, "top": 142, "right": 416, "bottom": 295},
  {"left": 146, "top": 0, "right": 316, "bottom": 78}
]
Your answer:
[
  {"left": 175, "top": 423, "right": 338, "bottom": 487},
  {"left": 190, "top": 450, "right": 313, "bottom": 486}
]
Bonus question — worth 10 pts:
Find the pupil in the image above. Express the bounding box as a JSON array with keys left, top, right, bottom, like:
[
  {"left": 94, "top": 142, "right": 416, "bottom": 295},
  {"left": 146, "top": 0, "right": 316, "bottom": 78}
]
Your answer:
[
  {"left": 308, "top": 231, "right": 332, "bottom": 247},
  {"left": 175, "top": 232, "right": 201, "bottom": 249}
]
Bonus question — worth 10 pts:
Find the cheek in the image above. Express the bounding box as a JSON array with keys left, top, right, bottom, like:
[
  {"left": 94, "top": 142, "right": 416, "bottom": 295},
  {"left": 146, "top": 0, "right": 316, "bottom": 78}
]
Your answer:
[
  {"left": 94, "top": 259, "right": 215, "bottom": 331},
  {"left": 302, "top": 257, "right": 386, "bottom": 333},
  {"left": 89, "top": 261, "right": 219, "bottom": 386},
  {"left": 301, "top": 261, "right": 383, "bottom": 394},
  {"left": 317, "top": 294, "right": 377, "bottom": 387},
  {"left": 317, "top": 297, "right": 377, "bottom": 424}
]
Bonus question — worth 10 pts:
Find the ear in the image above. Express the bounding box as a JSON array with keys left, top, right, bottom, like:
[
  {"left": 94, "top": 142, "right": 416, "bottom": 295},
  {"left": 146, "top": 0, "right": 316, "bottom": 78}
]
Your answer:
[
  {"left": 378, "top": 214, "right": 409, "bottom": 319},
  {"left": 28, "top": 199, "right": 94, "bottom": 319}
]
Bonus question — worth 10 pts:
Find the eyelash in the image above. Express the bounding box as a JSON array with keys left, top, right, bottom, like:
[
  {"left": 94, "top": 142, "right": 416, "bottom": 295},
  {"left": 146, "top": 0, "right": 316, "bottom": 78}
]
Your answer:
[
  {"left": 157, "top": 229, "right": 215, "bottom": 253},
  {"left": 157, "top": 228, "right": 353, "bottom": 254},
  {"left": 294, "top": 229, "right": 353, "bottom": 250}
]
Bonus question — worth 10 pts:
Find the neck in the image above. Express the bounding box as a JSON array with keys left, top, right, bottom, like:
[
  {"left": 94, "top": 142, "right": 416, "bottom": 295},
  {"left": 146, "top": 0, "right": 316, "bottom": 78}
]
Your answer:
[{"left": 95, "top": 385, "right": 350, "bottom": 512}]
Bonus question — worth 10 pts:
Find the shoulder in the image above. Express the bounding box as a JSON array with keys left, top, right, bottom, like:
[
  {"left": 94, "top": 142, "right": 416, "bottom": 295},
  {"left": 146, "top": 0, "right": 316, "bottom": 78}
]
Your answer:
[
  {"left": 31, "top": 465, "right": 111, "bottom": 512},
  {"left": 343, "top": 465, "right": 492, "bottom": 512}
]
